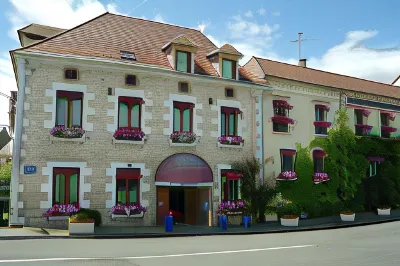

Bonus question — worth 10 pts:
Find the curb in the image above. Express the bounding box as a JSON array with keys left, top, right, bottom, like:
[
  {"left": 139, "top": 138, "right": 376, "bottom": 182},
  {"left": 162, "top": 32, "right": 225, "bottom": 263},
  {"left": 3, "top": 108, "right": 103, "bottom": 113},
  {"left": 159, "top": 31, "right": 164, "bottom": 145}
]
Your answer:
[{"left": 1, "top": 217, "right": 399, "bottom": 241}]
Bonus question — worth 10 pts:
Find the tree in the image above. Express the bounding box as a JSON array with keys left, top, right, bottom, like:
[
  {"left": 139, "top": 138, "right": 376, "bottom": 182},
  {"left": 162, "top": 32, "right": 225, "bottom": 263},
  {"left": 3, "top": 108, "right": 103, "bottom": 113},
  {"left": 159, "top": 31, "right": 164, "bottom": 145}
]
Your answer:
[
  {"left": 233, "top": 157, "right": 278, "bottom": 222},
  {"left": 0, "top": 162, "right": 11, "bottom": 180}
]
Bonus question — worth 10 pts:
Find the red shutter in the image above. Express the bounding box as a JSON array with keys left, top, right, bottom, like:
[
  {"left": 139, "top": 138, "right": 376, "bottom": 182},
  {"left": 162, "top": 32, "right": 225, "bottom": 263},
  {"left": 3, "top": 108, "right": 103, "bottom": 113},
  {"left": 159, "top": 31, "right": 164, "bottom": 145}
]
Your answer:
[
  {"left": 116, "top": 168, "right": 141, "bottom": 179},
  {"left": 56, "top": 90, "right": 83, "bottom": 100},
  {"left": 313, "top": 150, "right": 327, "bottom": 158},
  {"left": 281, "top": 150, "right": 296, "bottom": 156}
]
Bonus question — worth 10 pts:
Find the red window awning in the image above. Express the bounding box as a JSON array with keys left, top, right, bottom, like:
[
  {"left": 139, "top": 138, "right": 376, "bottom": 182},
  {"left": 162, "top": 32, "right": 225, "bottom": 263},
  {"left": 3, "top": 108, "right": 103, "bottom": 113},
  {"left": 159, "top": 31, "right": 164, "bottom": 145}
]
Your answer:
[
  {"left": 313, "top": 150, "right": 327, "bottom": 158},
  {"left": 273, "top": 100, "right": 293, "bottom": 110},
  {"left": 116, "top": 168, "right": 141, "bottom": 179},
  {"left": 56, "top": 90, "right": 83, "bottom": 100},
  {"left": 315, "top": 104, "right": 330, "bottom": 111},
  {"left": 368, "top": 157, "right": 384, "bottom": 162},
  {"left": 222, "top": 171, "right": 243, "bottom": 180},
  {"left": 221, "top": 106, "right": 240, "bottom": 114},
  {"left": 281, "top": 149, "right": 296, "bottom": 156},
  {"left": 119, "top": 96, "right": 144, "bottom": 105}
]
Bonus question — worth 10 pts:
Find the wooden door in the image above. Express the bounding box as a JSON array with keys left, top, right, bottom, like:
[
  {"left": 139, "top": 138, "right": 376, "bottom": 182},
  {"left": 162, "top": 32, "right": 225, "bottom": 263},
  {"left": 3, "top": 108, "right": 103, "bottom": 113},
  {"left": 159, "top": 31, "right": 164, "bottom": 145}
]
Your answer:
[
  {"left": 156, "top": 187, "right": 169, "bottom": 225},
  {"left": 184, "top": 188, "right": 197, "bottom": 225}
]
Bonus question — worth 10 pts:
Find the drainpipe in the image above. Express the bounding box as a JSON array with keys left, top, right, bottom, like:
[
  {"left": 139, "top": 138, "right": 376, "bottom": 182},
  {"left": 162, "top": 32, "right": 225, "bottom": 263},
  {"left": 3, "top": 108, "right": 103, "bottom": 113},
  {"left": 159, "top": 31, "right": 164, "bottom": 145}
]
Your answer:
[{"left": 9, "top": 58, "right": 26, "bottom": 226}]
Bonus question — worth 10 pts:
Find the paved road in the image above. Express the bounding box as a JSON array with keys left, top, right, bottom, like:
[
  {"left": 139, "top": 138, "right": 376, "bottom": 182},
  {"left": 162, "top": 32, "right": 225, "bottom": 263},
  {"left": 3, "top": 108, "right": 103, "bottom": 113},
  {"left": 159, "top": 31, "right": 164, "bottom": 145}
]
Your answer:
[{"left": 1, "top": 222, "right": 400, "bottom": 265}]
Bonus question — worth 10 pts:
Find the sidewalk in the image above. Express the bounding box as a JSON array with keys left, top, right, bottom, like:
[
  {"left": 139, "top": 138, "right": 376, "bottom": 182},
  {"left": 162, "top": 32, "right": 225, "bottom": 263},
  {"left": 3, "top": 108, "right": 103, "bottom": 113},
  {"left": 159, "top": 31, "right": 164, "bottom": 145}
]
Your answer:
[{"left": 1, "top": 210, "right": 400, "bottom": 240}]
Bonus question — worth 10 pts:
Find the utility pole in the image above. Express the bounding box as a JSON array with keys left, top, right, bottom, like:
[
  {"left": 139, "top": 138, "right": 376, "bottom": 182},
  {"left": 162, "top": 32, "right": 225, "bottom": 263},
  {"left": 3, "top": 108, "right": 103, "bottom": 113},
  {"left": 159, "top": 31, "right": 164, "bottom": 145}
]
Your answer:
[{"left": 290, "top": 32, "right": 318, "bottom": 60}]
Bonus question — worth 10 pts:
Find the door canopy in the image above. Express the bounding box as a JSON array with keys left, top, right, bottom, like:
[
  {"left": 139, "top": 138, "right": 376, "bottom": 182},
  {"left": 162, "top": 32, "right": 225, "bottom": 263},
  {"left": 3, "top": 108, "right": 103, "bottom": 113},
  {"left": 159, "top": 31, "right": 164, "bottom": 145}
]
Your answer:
[{"left": 156, "top": 153, "right": 213, "bottom": 184}]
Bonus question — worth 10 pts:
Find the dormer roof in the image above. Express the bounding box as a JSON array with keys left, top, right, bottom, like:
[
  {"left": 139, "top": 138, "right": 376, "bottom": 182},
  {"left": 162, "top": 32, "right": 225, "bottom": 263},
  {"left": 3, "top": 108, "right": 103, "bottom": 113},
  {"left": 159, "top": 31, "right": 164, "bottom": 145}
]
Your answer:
[
  {"left": 162, "top": 34, "right": 198, "bottom": 51},
  {"left": 207, "top": 44, "right": 243, "bottom": 58}
]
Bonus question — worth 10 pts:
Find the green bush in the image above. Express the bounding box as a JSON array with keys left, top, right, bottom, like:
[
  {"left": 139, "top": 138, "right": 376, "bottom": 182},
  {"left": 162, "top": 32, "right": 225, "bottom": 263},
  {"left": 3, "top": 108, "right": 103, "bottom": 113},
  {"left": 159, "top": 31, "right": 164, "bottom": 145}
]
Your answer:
[
  {"left": 70, "top": 212, "right": 90, "bottom": 222},
  {"left": 78, "top": 208, "right": 102, "bottom": 226},
  {"left": 276, "top": 203, "right": 300, "bottom": 218}
]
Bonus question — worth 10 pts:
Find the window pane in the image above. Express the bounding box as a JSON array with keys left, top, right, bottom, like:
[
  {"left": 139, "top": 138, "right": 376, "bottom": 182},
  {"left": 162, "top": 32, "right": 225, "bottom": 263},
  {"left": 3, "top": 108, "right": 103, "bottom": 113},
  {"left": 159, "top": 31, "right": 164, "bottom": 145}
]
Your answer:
[
  {"left": 71, "top": 100, "right": 82, "bottom": 126},
  {"left": 221, "top": 176, "right": 226, "bottom": 201},
  {"left": 314, "top": 158, "right": 323, "bottom": 173},
  {"left": 221, "top": 114, "right": 226, "bottom": 136},
  {"left": 282, "top": 155, "right": 293, "bottom": 171},
  {"left": 222, "top": 60, "right": 233, "bottom": 79},
  {"left": 176, "top": 52, "right": 188, "bottom": 72},
  {"left": 237, "top": 180, "right": 241, "bottom": 200},
  {"left": 131, "top": 105, "right": 140, "bottom": 128},
  {"left": 55, "top": 174, "right": 65, "bottom": 204},
  {"left": 69, "top": 174, "right": 78, "bottom": 203},
  {"left": 128, "top": 179, "right": 138, "bottom": 203},
  {"left": 229, "top": 114, "right": 235, "bottom": 135},
  {"left": 229, "top": 180, "right": 234, "bottom": 200},
  {"left": 233, "top": 180, "right": 239, "bottom": 200},
  {"left": 117, "top": 179, "right": 126, "bottom": 204},
  {"left": 56, "top": 98, "right": 67, "bottom": 126},
  {"left": 183, "top": 109, "right": 190, "bottom": 131},
  {"left": 315, "top": 108, "right": 319, "bottom": 121},
  {"left": 119, "top": 102, "right": 129, "bottom": 127},
  {"left": 174, "top": 108, "right": 181, "bottom": 131}
]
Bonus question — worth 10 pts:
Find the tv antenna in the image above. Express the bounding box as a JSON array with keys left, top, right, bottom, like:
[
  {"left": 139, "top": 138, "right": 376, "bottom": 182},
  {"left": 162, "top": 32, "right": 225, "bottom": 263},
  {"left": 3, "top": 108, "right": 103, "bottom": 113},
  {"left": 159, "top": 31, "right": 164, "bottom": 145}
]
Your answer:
[{"left": 290, "top": 32, "right": 318, "bottom": 60}]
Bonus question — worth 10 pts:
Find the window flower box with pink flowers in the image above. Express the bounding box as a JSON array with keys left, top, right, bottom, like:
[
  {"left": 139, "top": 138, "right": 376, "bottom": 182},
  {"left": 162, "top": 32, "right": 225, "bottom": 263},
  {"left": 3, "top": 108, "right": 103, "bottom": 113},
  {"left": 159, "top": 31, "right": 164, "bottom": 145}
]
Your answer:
[
  {"left": 313, "top": 173, "right": 329, "bottom": 184},
  {"left": 217, "top": 200, "right": 246, "bottom": 216},
  {"left": 381, "top": 126, "right": 397, "bottom": 133},
  {"left": 42, "top": 203, "right": 80, "bottom": 221},
  {"left": 313, "top": 121, "right": 332, "bottom": 128},
  {"left": 271, "top": 116, "right": 295, "bottom": 125},
  {"left": 113, "top": 127, "right": 145, "bottom": 144},
  {"left": 50, "top": 126, "right": 86, "bottom": 143},
  {"left": 218, "top": 136, "right": 244, "bottom": 148},
  {"left": 169, "top": 131, "right": 198, "bottom": 146},
  {"left": 110, "top": 203, "right": 147, "bottom": 218},
  {"left": 276, "top": 171, "right": 297, "bottom": 181},
  {"left": 355, "top": 124, "right": 373, "bottom": 135}
]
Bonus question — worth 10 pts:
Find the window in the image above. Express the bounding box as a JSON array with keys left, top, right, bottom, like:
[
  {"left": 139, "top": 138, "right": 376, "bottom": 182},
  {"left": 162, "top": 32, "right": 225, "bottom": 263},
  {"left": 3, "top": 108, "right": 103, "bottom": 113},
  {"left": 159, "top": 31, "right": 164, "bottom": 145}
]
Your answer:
[
  {"left": 222, "top": 59, "right": 236, "bottom": 79},
  {"left": 118, "top": 96, "right": 143, "bottom": 129},
  {"left": 221, "top": 171, "right": 241, "bottom": 201},
  {"left": 173, "top": 101, "right": 194, "bottom": 132},
  {"left": 178, "top": 82, "right": 190, "bottom": 93},
  {"left": 315, "top": 106, "right": 328, "bottom": 135},
  {"left": 313, "top": 150, "right": 326, "bottom": 173},
  {"left": 273, "top": 101, "right": 290, "bottom": 133},
  {"left": 176, "top": 51, "right": 191, "bottom": 73},
  {"left": 225, "top": 88, "right": 234, "bottom": 98},
  {"left": 221, "top": 107, "right": 239, "bottom": 136},
  {"left": 53, "top": 168, "right": 79, "bottom": 205},
  {"left": 116, "top": 168, "right": 141, "bottom": 204},
  {"left": 369, "top": 162, "right": 377, "bottom": 177},
  {"left": 354, "top": 109, "right": 365, "bottom": 136},
  {"left": 280, "top": 149, "right": 296, "bottom": 172},
  {"left": 125, "top": 75, "right": 137, "bottom": 86},
  {"left": 56, "top": 90, "right": 83, "bottom": 127},
  {"left": 64, "top": 69, "right": 78, "bottom": 80},
  {"left": 380, "top": 113, "right": 390, "bottom": 138}
]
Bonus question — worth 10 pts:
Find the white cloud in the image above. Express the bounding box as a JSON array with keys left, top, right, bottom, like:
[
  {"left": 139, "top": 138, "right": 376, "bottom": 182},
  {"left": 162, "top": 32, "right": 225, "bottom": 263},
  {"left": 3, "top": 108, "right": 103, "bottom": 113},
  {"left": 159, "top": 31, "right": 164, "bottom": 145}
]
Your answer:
[
  {"left": 257, "top": 8, "right": 266, "bottom": 15},
  {"left": 244, "top": 11, "right": 253, "bottom": 18},
  {"left": 154, "top": 13, "right": 166, "bottom": 23},
  {"left": 197, "top": 21, "right": 210, "bottom": 33},
  {"left": 272, "top": 11, "right": 280, "bottom": 17}
]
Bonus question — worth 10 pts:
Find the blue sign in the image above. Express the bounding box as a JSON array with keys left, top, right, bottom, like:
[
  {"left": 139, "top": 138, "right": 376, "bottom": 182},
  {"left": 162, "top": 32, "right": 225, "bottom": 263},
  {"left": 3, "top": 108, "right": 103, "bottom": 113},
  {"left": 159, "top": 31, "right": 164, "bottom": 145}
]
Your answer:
[{"left": 24, "top": 165, "right": 37, "bottom": 175}]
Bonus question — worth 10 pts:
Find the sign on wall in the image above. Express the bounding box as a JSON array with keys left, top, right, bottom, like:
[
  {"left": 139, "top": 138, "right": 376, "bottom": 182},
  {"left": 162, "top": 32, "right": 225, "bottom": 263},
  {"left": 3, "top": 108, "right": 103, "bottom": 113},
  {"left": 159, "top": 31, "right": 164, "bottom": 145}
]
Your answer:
[{"left": 24, "top": 165, "right": 37, "bottom": 175}]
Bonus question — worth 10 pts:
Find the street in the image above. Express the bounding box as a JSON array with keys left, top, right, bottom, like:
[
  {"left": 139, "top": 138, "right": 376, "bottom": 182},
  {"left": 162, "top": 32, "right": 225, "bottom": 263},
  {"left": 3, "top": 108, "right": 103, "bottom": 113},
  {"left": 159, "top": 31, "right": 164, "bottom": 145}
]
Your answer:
[{"left": 1, "top": 222, "right": 400, "bottom": 265}]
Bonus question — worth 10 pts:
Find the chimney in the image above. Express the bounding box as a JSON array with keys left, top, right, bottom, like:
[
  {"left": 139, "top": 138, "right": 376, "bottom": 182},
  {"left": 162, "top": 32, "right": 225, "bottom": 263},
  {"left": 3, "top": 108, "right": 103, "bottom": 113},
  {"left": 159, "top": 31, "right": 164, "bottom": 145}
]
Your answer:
[{"left": 298, "top": 59, "right": 307, "bottom": 67}]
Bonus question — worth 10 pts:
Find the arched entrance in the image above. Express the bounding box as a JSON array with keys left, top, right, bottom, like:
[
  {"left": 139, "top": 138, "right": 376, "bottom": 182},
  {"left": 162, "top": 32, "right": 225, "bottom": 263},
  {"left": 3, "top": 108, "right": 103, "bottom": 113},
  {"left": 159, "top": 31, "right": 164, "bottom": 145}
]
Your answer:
[{"left": 155, "top": 153, "right": 213, "bottom": 226}]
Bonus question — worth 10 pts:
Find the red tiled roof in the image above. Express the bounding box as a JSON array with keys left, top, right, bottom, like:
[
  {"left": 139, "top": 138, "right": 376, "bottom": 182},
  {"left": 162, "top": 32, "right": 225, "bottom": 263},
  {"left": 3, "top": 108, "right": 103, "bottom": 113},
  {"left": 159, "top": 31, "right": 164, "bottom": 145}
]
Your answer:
[{"left": 251, "top": 57, "right": 400, "bottom": 99}]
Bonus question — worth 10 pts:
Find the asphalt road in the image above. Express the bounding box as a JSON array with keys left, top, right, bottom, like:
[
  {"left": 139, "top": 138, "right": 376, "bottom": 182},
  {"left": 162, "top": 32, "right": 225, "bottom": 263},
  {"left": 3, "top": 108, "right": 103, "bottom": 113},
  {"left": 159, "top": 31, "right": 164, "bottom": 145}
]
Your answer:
[{"left": 1, "top": 222, "right": 400, "bottom": 265}]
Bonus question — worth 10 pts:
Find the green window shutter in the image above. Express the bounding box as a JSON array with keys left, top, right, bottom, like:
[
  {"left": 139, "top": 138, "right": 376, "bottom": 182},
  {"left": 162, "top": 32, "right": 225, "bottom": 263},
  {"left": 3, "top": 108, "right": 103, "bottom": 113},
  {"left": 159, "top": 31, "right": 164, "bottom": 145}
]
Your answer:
[
  {"left": 221, "top": 114, "right": 226, "bottom": 136},
  {"left": 176, "top": 52, "right": 188, "bottom": 72},
  {"left": 71, "top": 100, "right": 82, "bottom": 126},
  {"left": 69, "top": 174, "right": 78, "bottom": 203},
  {"left": 221, "top": 176, "right": 226, "bottom": 201},
  {"left": 229, "top": 114, "right": 235, "bottom": 135},
  {"left": 222, "top": 60, "right": 233, "bottom": 79},
  {"left": 55, "top": 174, "right": 66, "bottom": 204},
  {"left": 117, "top": 179, "right": 126, "bottom": 204},
  {"left": 173, "top": 108, "right": 181, "bottom": 131},
  {"left": 131, "top": 105, "right": 140, "bottom": 128},
  {"left": 183, "top": 109, "right": 190, "bottom": 131},
  {"left": 128, "top": 180, "right": 138, "bottom": 203},
  {"left": 119, "top": 102, "right": 129, "bottom": 127},
  {"left": 238, "top": 180, "right": 241, "bottom": 200}
]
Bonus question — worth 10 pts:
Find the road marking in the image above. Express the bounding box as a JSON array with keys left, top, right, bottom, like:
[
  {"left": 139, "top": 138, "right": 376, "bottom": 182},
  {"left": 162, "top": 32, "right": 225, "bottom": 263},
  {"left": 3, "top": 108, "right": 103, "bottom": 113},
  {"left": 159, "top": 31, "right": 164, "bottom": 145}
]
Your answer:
[{"left": 0, "top": 244, "right": 314, "bottom": 263}]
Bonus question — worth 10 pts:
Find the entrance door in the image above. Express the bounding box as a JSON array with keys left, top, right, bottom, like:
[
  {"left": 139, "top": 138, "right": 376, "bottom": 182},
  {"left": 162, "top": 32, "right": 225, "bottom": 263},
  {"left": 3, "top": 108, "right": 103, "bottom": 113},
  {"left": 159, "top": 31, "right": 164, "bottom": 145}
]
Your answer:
[
  {"left": 184, "top": 188, "right": 197, "bottom": 225},
  {"left": 156, "top": 187, "right": 169, "bottom": 225}
]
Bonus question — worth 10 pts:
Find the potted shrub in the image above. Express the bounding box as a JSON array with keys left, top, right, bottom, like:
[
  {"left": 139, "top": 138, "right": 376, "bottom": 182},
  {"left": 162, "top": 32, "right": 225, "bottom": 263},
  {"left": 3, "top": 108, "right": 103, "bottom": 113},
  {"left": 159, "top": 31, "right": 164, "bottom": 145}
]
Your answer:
[
  {"left": 278, "top": 203, "right": 300, "bottom": 227},
  {"left": 340, "top": 210, "right": 355, "bottom": 221},
  {"left": 68, "top": 212, "right": 95, "bottom": 235},
  {"left": 377, "top": 206, "right": 391, "bottom": 216}
]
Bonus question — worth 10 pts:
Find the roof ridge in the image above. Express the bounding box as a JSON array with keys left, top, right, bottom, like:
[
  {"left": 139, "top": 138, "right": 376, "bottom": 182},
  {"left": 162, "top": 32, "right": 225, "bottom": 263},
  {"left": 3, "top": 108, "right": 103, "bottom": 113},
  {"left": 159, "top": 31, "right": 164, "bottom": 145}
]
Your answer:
[{"left": 254, "top": 56, "right": 399, "bottom": 88}]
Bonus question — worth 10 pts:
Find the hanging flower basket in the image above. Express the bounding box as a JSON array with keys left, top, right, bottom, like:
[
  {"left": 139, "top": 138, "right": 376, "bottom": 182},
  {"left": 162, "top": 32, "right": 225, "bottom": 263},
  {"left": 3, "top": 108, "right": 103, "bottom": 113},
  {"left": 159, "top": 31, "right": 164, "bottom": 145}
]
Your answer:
[
  {"left": 381, "top": 126, "right": 397, "bottom": 133},
  {"left": 273, "top": 100, "right": 293, "bottom": 110},
  {"left": 355, "top": 124, "right": 373, "bottom": 133},
  {"left": 271, "top": 115, "right": 295, "bottom": 125},
  {"left": 313, "top": 121, "right": 332, "bottom": 128},
  {"left": 313, "top": 173, "right": 329, "bottom": 184},
  {"left": 42, "top": 203, "right": 80, "bottom": 217},
  {"left": 113, "top": 127, "right": 145, "bottom": 141},
  {"left": 50, "top": 126, "right": 85, "bottom": 138},
  {"left": 110, "top": 203, "right": 147, "bottom": 216},
  {"left": 362, "top": 109, "right": 371, "bottom": 117},
  {"left": 217, "top": 200, "right": 246, "bottom": 215},
  {"left": 218, "top": 136, "right": 244, "bottom": 145},
  {"left": 276, "top": 171, "right": 297, "bottom": 181},
  {"left": 170, "top": 131, "right": 197, "bottom": 144}
]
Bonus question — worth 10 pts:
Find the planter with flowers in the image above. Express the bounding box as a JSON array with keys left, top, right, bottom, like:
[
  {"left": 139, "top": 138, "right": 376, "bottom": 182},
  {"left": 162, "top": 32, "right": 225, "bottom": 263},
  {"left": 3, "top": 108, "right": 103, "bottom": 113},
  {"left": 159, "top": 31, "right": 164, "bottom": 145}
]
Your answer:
[
  {"left": 355, "top": 124, "right": 373, "bottom": 135},
  {"left": 377, "top": 206, "right": 391, "bottom": 216},
  {"left": 277, "top": 203, "right": 300, "bottom": 227},
  {"left": 276, "top": 171, "right": 297, "bottom": 181},
  {"left": 42, "top": 203, "right": 80, "bottom": 221},
  {"left": 217, "top": 136, "right": 244, "bottom": 149},
  {"left": 313, "top": 173, "right": 329, "bottom": 184},
  {"left": 340, "top": 211, "right": 355, "bottom": 222},
  {"left": 113, "top": 127, "right": 146, "bottom": 144},
  {"left": 50, "top": 126, "right": 86, "bottom": 143},
  {"left": 110, "top": 203, "right": 147, "bottom": 219},
  {"left": 169, "top": 132, "right": 198, "bottom": 147},
  {"left": 217, "top": 200, "right": 246, "bottom": 225},
  {"left": 69, "top": 212, "right": 95, "bottom": 235}
]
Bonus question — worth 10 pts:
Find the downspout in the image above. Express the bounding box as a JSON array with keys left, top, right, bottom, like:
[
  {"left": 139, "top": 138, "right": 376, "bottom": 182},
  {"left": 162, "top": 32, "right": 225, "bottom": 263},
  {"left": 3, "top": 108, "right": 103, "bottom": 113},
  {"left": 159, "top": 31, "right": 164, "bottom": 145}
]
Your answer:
[{"left": 9, "top": 58, "right": 25, "bottom": 226}]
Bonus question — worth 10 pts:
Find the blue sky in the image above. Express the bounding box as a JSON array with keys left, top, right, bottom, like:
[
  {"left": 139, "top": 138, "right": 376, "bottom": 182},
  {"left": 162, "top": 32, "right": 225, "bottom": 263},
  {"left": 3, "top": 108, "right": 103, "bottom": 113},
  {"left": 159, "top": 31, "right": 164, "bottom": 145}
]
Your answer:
[{"left": 0, "top": 0, "right": 400, "bottom": 126}]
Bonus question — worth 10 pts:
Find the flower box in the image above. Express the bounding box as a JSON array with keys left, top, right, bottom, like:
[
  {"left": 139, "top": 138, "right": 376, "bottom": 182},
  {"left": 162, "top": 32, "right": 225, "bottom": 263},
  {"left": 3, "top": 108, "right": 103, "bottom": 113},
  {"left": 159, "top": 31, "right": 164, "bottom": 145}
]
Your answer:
[
  {"left": 68, "top": 218, "right": 95, "bottom": 235},
  {"left": 112, "top": 138, "right": 145, "bottom": 145},
  {"left": 313, "top": 121, "right": 332, "bottom": 128},
  {"left": 50, "top": 134, "right": 86, "bottom": 143},
  {"left": 110, "top": 203, "right": 147, "bottom": 217},
  {"left": 313, "top": 173, "right": 329, "bottom": 184},
  {"left": 217, "top": 142, "right": 244, "bottom": 149},
  {"left": 169, "top": 132, "right": 198, "bottom": 145},
  {"left": 276, "top": 171, "right": 297, "bottom": 181},
  {"left": 50, "top": 126, "right": 85, "bottom": 138},
  {"left": 271, "top": 115, "right": 295, "bottom": 125},
  {"left": 381, "top": 126, "right": 397, "bottom": 133},
  {"left": 48, "top": 215, "right": 70, "bottom": 221},
  {"left": 340, "top": 212, "right": 355, "bottom": 222},
  {"left": 280, "top": 216, "right": 299, "bottom": 226},
  {"left": 42, "top": 203, "right": 80, "bottom": 218},
  {"left": 169, "top": 139, "right": 197, "bottom": 147},
  {"left": 355, "top": 124, "right": 373, "bottom": 133},
  {"left": 377, "top": 208, "right": 391, "bottom": 216},
  {"left": 111, "top": 212, "right": 144, "bottom": 219},
  {"left": 218, "top": 136, "right": 244, "bottom": 146},
  {"left": 113, "top": 128, "right": 145, "bottom": 142},
  {"left": 217, "top": 200, "right": 246, "bottom": 215}
]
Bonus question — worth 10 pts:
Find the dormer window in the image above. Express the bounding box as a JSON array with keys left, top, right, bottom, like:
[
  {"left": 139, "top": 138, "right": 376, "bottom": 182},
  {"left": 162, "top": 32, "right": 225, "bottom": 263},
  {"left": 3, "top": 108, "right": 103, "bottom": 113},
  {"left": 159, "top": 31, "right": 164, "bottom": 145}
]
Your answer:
[
  {"left": 222, "top": 59, "right": 236, "bottom": 79},
  {"left": 176, "top": 51, "right": 191, "bottom": 73}
]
